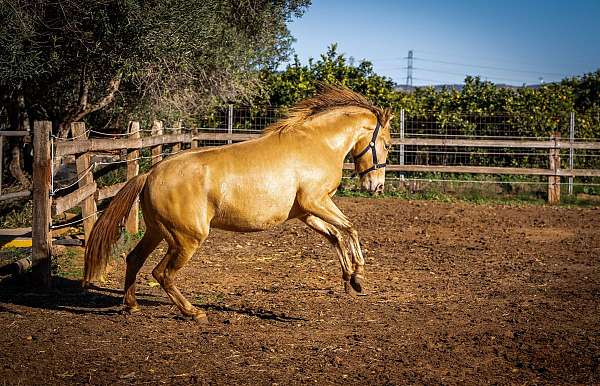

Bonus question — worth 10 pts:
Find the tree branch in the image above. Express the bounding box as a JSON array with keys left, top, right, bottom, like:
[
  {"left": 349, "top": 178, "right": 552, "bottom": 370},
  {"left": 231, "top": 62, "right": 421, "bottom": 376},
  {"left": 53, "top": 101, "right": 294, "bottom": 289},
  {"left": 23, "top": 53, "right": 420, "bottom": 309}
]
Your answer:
[{"left": 59, "top": 73, "right": 122, "bottom": 137}]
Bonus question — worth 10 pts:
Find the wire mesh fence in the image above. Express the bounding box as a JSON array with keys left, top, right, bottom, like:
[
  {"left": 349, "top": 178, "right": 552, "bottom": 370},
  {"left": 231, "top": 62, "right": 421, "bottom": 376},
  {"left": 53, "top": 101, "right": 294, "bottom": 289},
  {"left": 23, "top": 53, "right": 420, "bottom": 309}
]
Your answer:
[
  {"left": 43, "top": 106, "right": 600, "bottom": 200},
  {"left": 387, "top": 110, "right": 600, "bottom": 197}
]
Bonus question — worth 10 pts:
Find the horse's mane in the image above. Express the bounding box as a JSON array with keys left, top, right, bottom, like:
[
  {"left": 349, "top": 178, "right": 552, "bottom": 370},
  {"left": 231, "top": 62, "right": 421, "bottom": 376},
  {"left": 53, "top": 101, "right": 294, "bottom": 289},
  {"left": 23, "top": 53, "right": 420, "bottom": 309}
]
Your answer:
[{"left": 263, "top": 84, "right": 392, "bottom": 135}]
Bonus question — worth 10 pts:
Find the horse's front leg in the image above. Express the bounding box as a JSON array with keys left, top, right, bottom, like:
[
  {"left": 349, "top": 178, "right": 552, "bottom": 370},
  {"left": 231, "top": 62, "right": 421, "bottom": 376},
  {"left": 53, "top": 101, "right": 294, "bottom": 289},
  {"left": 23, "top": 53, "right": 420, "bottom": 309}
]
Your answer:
[
  {"left": 301, "top": 214, "right": 353, "bottom": 284},
  {"left": 298, "top": 196, "right": 366, "bottom": 294}
]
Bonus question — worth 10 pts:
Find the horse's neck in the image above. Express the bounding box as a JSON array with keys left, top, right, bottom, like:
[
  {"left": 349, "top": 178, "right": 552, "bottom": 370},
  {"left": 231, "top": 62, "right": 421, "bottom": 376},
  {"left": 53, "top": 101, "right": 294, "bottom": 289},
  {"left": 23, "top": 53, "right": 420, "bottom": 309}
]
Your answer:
[{"left": 306, "top": 110, "right": 369, "bottom": 158}]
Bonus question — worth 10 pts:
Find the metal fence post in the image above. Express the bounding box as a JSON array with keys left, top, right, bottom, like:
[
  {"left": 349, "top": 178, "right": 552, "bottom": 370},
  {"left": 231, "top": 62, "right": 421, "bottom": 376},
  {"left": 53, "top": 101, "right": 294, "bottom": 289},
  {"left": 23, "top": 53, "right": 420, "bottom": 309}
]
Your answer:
[
  {"left": 399, "top": 108, "right": 405, "bottom": 180},
  {"left": 568, "top": 111, "right": 575, "bottom": 195},
  {"left": 227, "top": 104, "right": 233, "bottom": 144}
]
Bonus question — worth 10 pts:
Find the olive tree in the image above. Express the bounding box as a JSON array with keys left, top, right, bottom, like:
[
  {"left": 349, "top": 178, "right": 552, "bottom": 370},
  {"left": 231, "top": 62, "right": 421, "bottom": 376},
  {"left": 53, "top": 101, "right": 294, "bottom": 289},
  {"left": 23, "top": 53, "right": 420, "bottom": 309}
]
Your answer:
[{"left": 0, "top": 0, "right": 309, "bottom": 135}]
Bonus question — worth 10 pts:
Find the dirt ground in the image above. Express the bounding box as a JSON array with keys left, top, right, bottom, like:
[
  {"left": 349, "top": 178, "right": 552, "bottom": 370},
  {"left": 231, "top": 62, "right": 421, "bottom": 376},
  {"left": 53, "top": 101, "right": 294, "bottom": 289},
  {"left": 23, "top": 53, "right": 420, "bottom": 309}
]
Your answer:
[{"left": 1, "top": 197, "right": 599, "bottom": 385}]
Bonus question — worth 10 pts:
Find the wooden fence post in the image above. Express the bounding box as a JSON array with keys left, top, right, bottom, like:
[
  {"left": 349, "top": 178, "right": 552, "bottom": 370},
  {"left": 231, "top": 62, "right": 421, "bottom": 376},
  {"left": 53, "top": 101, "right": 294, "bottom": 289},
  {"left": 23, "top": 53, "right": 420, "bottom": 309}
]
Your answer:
[
  {"left": 72, "top": 122, "right": 97, "bottom": 243},
  {"left": 170, "top": 121, "right": 182, "bottom": 154},
  {"left": 548, "top": 132, "right": 561, "bottom": 204},
  {"left": 0, "top": 135, "right": 3, "bottom": 196},
  {"left": 190, "top": 128, "right": 199, "bottom": 149},
  {"left": 151, "top": 120, "right": 163, "bottom": 165},
  {"left": 125, "top": 121, "right": 140, "bottom": 234},
  {"left": 32, "top": 121, "right": 52, "bottom": 287}
]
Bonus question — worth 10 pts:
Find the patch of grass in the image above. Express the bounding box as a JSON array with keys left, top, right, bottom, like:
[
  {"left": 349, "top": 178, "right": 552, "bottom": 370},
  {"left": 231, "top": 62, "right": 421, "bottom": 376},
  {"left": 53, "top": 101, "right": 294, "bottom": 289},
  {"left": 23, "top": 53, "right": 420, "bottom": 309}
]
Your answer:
[
  {"left": 95, "top": 166, "right": 126, "bottom": 188},
  {"left": 2, "top": 247, "right": 31, "bottom": 261},
  {"left": 0, "top": 199, "right": 32, "bottom": 228},
  {"left": 111, "top": 229, "right": 145, "bottom": 260},
  {"left": 337, "top": 185, "right": 595, "bottom": 207},
  {"left": 52, "top": 247, "right": 83, "bottom": 278}
]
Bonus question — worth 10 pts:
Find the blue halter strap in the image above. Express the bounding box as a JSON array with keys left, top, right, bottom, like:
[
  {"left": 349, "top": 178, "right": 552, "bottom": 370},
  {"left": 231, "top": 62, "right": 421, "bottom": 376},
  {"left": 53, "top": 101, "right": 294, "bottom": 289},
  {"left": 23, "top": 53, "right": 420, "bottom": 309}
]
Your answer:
[{"left": 353, "top": 122, "right": 386, "bottom": 177}]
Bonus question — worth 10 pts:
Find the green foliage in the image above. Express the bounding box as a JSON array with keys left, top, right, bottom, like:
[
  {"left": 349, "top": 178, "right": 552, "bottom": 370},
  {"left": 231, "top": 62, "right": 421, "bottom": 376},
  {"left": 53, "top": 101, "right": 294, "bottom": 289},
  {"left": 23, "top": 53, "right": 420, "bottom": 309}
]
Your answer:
[
  {"left": 260, "top": 45, "right": 600, "bottom": 142},
  {"left": 0, "top": 200, "right": 33, "bottom": 228},
  {"left": 0, "top": 0, "right": 310, "bottom": 131},
  {"left": 258, "top": 44, "right": 398, "bottom": 108}
]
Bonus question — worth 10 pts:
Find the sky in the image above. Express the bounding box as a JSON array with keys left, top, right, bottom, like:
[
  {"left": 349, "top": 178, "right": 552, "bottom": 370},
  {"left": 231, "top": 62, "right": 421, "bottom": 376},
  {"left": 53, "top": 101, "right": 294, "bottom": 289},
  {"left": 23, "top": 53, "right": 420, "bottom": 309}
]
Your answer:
[{"left": 285, "top": 0, "right": 600, "bottom": 87}]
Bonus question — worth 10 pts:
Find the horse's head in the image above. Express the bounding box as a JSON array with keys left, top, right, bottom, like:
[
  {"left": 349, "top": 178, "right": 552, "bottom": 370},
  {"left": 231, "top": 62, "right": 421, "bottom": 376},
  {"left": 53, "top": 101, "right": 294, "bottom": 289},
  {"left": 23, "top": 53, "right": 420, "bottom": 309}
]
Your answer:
[{"left": 351, "top": 110, "right": 393, "bottom": 194}]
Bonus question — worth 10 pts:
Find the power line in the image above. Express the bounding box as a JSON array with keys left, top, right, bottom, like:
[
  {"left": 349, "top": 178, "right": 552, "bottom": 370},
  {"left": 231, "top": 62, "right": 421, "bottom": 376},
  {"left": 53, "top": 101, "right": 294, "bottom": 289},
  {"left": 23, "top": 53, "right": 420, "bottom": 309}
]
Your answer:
[
  {"left": 414, "top": 67, "right": 532, "bottom": 84},
  {"left": 390, "top": 66, "right": 533, "bottom": 84},
  {"left": 413, "top": 57, "right": 567, "bottom": 77}
]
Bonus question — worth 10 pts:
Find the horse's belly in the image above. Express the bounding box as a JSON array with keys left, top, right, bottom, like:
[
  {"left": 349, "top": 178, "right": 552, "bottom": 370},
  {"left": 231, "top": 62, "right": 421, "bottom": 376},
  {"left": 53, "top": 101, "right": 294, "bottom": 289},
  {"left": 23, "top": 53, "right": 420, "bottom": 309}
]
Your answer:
[{"left": 210, "top": 200, "right": 293, "bottom": 232}]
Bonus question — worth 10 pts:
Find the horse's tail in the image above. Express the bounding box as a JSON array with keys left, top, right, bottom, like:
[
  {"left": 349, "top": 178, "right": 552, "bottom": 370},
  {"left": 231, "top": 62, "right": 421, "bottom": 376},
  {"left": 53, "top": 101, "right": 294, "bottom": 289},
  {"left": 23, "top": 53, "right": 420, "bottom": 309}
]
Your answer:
[{"left": 83, "top": 173, "right": 149, "bottom": 286}]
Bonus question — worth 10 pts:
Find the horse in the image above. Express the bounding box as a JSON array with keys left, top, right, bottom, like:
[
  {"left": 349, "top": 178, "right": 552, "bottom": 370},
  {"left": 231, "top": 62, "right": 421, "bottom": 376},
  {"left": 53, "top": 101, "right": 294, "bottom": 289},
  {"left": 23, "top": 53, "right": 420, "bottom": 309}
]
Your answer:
[{"left": 83, "top": 85, "right": 393, "bottom": 322}]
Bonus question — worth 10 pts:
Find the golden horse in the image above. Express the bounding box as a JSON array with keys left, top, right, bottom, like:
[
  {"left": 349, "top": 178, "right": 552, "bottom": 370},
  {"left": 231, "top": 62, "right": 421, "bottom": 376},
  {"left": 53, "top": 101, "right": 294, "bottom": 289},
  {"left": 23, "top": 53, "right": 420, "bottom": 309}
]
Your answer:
[{"left": 83, "top": 85, "right": 393, "bottom": 322}]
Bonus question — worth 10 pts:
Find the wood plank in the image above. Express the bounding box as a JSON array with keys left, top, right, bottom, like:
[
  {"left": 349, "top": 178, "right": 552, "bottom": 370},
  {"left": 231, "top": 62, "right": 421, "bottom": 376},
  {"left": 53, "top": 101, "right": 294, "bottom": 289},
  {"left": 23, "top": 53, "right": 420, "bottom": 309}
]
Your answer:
[
  {"left": 0, "top": 131, "right": 30, "bottom": 136},
  {"left": 54, "top": 137, "right": 140, "bottom": 156},
  {"left": 31, "top": 121, "right": 52, "bottom": 287},
  {"left": 343, "top": 163, "right": 600, "bottom": 177},
  {"left": 125, "top": 122, "right": 140, "bottom": 234},
  {"left": 51, "top": 181, "right": 97, "bottom": 216},
  {"left": 0, "top": 227, "right": 32, "bottom": 250},
  {"left": 96, "top": 182, "right": 126, "bottom": 202},
  {"left": 192, "top": 132, "right": 257, "bottom": 142},
  {"left": 151, "top": 121, "right": 164, "bottom": 165},
  {"left": 143, "top": 133, "right": 192, "bottom": 148},
  {"left": 566, "top": 169, "right": 600, "bottom": 177},
  {"left": 72, "top": 122, "right": 97, "bottom": 244},
  {"left": 41, "top": 131, "right": 600, "bottom": 156},
  {"left": 0, "top": 227, "right": 32, "bottom": 237},
  {"left": 0, "top": 190, "right": 31, "bottom": 201},
  {"left": 391, "top": 137, "right": 600, "bottom": 150},
  {"left": 343, "top": 163, "right": 555, "bottom": 176},
  {"left": 55, "top": 133, "right": 199, "bottom": 156}
]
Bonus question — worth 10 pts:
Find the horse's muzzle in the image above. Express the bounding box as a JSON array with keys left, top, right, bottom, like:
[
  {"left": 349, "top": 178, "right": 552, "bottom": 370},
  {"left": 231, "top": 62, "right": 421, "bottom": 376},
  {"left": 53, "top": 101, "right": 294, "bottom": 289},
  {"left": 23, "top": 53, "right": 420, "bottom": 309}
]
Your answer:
[{"left": 361, "top": 181, "right": 385, "bottom": 195}]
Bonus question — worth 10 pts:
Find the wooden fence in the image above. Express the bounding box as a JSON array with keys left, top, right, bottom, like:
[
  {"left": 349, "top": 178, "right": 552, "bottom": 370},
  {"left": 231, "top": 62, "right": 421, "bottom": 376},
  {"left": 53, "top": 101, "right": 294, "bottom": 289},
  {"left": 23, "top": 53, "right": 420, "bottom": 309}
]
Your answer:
[{"left": 10, "top": 121, "right": 600, "bottom": 285}]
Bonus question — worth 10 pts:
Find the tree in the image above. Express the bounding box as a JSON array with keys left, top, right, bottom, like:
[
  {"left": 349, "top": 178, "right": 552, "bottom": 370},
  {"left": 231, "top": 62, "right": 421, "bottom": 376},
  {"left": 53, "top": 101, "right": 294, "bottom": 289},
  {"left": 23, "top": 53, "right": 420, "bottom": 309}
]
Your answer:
[
  {"left": 259, "top": 44, "right": 398, "bottom": 108},
  {"left": 0, "top": 0, "right": 310, "bottom": 136}
]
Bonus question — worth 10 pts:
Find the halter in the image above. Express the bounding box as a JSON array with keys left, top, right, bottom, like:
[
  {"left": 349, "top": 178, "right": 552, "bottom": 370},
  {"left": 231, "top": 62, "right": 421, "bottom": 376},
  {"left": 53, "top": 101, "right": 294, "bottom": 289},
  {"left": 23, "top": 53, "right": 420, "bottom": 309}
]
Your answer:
[{"left": 352, "top": 122, "right": 387, "bottom": 177}]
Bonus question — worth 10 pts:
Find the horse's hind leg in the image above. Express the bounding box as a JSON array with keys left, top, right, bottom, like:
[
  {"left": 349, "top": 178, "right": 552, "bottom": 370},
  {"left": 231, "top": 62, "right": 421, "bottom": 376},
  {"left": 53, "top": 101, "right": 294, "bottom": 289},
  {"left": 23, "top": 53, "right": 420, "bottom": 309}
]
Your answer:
[
  {"left": 152, "top": 234, "right": 207, "bottom": 322},
  {"left": 123, "top": 231, "right": 163, "bottom": 312}
]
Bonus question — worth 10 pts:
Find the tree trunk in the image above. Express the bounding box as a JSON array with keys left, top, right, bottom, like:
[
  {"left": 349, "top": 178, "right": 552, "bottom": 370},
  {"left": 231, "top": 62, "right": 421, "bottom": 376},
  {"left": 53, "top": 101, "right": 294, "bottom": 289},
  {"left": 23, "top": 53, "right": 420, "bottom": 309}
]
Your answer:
[
  {"left": 6, "top": 92, "right": 32, "bottom": 188},
  {"left": 9, "top": 145, "right": 31, "bottom": 189},
  {"left": 58, "top": 73, "right": 122, "bottom": 138}
]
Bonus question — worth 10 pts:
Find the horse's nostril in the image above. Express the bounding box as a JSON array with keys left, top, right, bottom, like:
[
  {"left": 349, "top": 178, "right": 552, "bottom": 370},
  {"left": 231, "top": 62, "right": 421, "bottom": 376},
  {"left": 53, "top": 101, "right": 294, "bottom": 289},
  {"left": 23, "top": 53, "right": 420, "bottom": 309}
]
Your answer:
[{"left": 376, "top": 184, "right": 384, "bottom": 192}]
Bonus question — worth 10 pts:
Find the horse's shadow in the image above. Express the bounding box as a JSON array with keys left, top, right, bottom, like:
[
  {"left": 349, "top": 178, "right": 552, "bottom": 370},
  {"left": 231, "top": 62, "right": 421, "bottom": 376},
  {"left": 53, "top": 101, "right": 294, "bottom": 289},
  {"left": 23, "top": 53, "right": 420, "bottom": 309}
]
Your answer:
[{"left": 0, "top": 275, "right": 307, "bottom": 322}]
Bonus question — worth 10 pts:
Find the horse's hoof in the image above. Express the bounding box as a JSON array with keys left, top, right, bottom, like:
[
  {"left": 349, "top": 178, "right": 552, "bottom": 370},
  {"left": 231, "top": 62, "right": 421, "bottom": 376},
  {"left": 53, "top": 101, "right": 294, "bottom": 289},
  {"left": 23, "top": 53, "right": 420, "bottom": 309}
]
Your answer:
[
  {"left": 350, "top": 274, "right": 365, "bottom": 293},
  {"left": 344, "top": 280, "right": 358, "bottom": 297},
  {"left": 192, "top": 313, "right": 209, "bottom": 324},
  {"left": 122, "top": 305, "right": 141, "bottom": 314}
]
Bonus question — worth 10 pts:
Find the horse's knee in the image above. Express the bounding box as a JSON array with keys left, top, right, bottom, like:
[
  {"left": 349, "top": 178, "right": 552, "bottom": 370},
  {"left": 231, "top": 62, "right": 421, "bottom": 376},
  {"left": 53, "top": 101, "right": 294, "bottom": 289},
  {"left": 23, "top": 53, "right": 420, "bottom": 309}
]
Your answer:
[
  {"left": 348, "top": 227, "right": 359, "bottom": 240},
  {"left": 152, "top": 266, "right": 165, "bottom": 285}
]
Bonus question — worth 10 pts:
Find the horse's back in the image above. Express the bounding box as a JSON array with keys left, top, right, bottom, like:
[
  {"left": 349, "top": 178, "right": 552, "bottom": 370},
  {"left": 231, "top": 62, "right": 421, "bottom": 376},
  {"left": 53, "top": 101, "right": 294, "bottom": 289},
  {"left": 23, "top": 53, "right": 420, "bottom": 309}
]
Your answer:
[{"left": 143, "top": 135, "right": 304, "bottom": 233}]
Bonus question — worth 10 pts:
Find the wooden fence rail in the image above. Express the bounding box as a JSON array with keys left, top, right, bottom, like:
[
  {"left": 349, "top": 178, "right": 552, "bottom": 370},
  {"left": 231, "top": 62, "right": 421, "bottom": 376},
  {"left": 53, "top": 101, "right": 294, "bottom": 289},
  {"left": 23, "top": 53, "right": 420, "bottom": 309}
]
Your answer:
[{"left": 15, "top": 121, "right": 600, "bottom": 286}]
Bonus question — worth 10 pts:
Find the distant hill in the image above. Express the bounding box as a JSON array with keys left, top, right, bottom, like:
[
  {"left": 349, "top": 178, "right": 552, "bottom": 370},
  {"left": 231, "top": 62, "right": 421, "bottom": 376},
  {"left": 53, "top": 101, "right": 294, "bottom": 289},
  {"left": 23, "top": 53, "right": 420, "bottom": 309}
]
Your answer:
[{"left": 395, "top": 83, "right": 545, "bottom": 92}]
